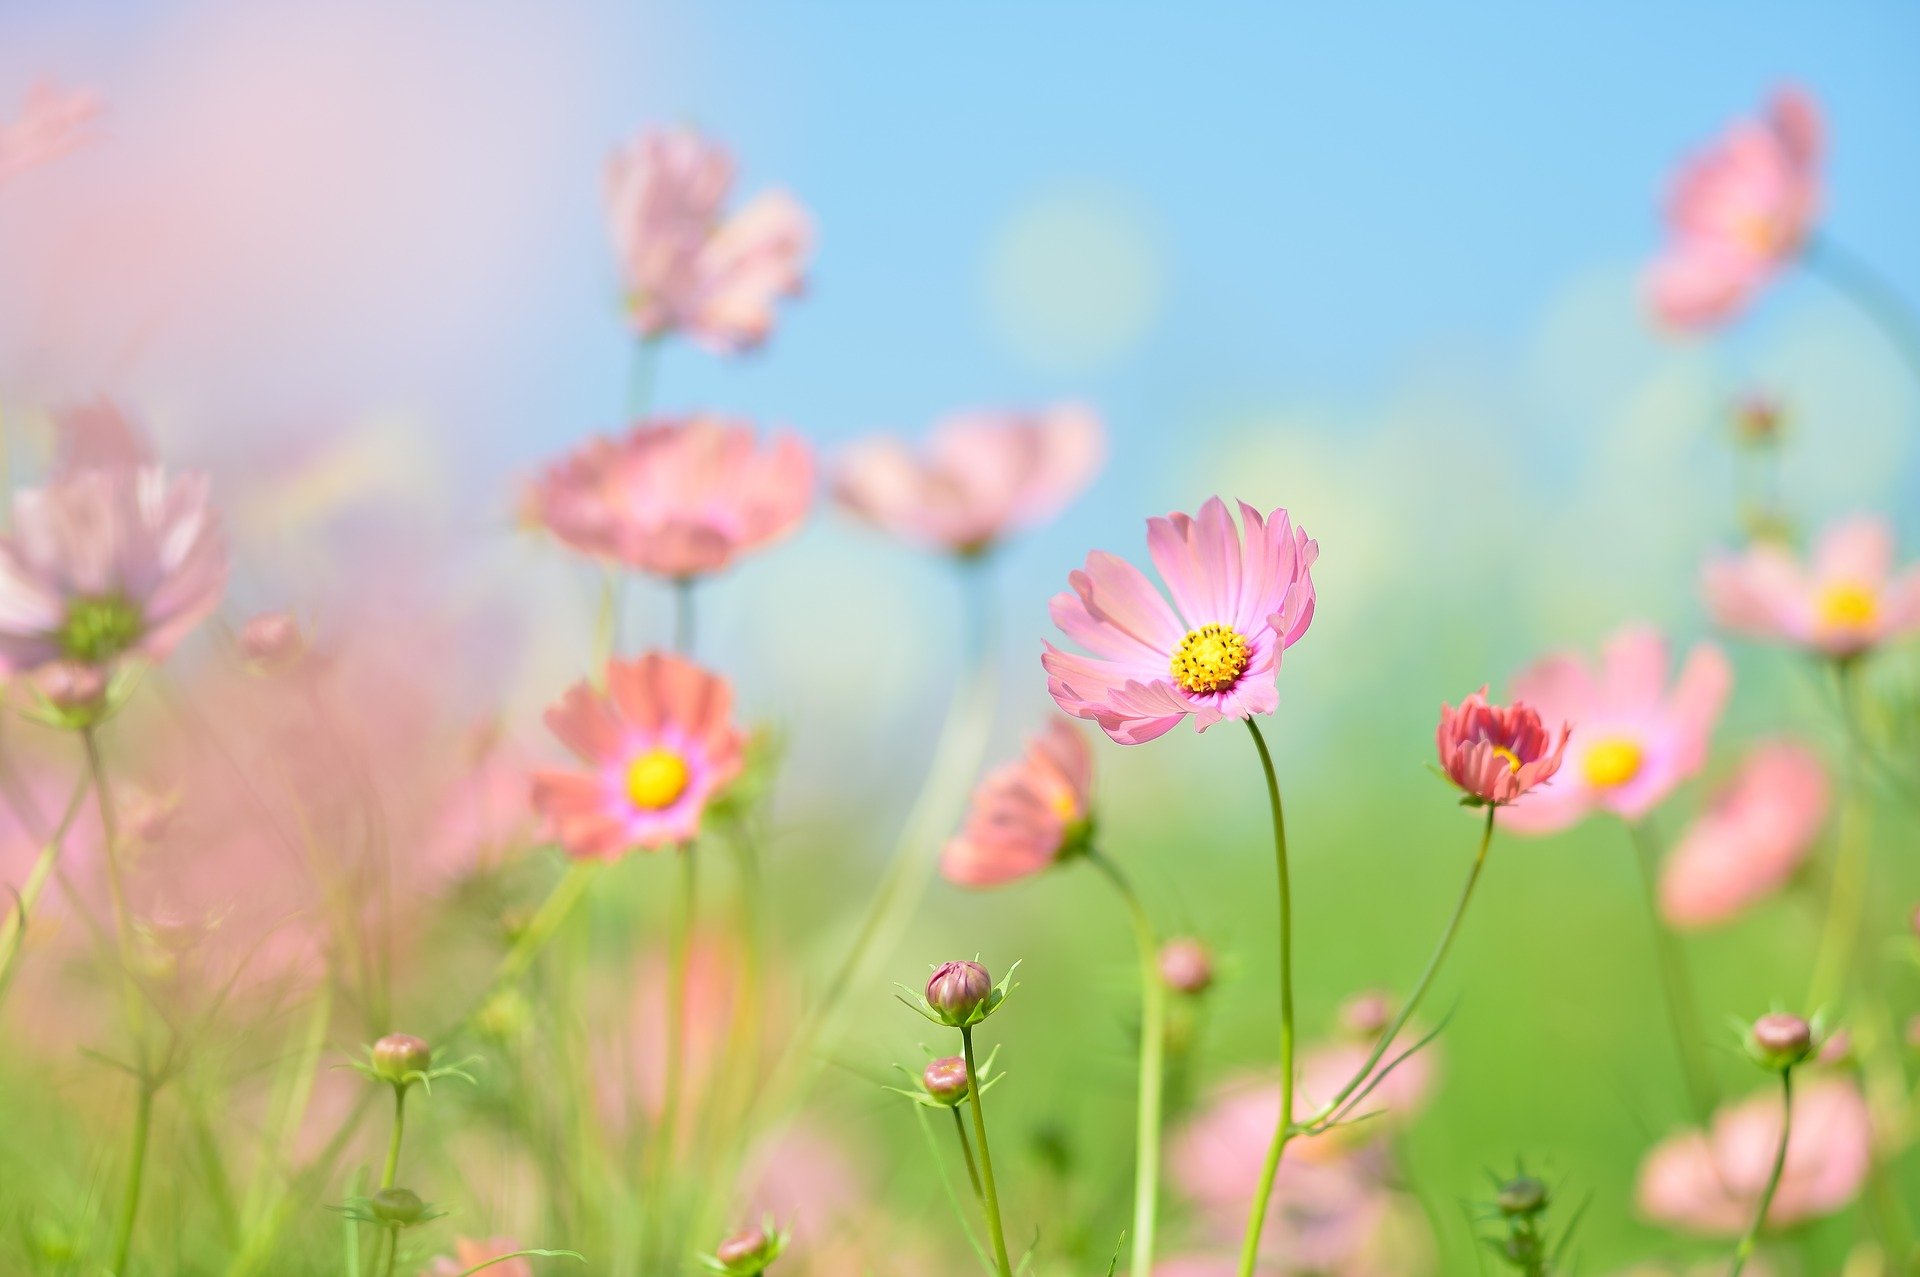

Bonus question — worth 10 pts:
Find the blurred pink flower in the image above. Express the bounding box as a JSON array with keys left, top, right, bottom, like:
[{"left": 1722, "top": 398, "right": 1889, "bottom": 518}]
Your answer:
[
  {"left": 1660, "top": 740, "right": 1828, "bottom": 929},
  {"left": 1434, "top": 688, "right": 1568, "bottom": 807},
  {"left": 1044, "top": 498, "right": 1317, "bottom": 744},
  {"left": 834, "top": 404, "right": 1103, "bottom": 555},
  {"left": 1503, "top": 625, "right": 1730, "bottom": 833},
  {"left": 942, "top": 718, "right": 1093, "bottom": 887},
  {"left": 526, "top": 416, "right": 813, "bottom": 580},
  {"left": 52, "top": 397, "right": 153, "bottom": 475},
  {"left": 605, "top": 125, "right": 812, "bottom": 353},
  {"left": 1646, "top": 87, "right": 1821, "bottom": 329},
  {"left": 0, "top": 81, "right": 100, "bottom": 188},
  {"left": 418, "top": 724, "right": 541, "bottom": 886},
  {"left": 1703, "top": 515, "right": 1920, "bottom": 658},
  {"left": 533, "top": 652, "right": 746, "bottom": 857},
  {"left": 1636, "top": 1078, "right": 1871, "bottom": 1235},
  {"left": 595, "top": 933, "right": 750, "bottom": 1128},
  {"left": 422, "top": 1237, "right": 531, "bottom": 1277},
  {"left": 0, "top": 467, "right": 228, "bottom": 677}
]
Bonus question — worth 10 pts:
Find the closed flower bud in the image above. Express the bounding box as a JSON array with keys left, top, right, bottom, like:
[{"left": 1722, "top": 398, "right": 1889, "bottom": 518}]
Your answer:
[
  {"left": 239, "top": 611, "right": 305, "bottom": 670},
  {"left": 371, "top": 1033, "right": 432, "bottom": 1085},
  {"left": 922, "top": 1054, "right": 970, "bottom": 1105},
  {"left": 1747, "top": 1012, "right": 1814, "bottom": 1070},
  {"left": 716, "top": 1226, "right": 776, "bottom": 1274},
  {"left": 369, "top": 1187, "right": 425, "bottom": 1226},
  {"left": 1157, "top": 937, "right": 1213, "bottom": 995},
  {"left": 1495, "top": 1174, "right": 1548, "bottom": 1218},
  {"left": 926, "top": 960, "right": 992, "bottom": 1023}
]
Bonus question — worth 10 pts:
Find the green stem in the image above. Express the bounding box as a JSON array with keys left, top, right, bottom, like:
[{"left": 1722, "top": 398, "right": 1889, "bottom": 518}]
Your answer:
[
  {"left": 379, "top": 1227, "right": 399, "bottom": 1277},
  {"left": 109, "top": 1081, "right": 155, "bottom": 1276},
  {"left": 456, "top": 860, "right": 598, "bottom": 1039},
  {"left": 1234, "top": 718, "right": 1295, "bottom": 1277},
  {"left": 673, "top": 577, "right": 695, "bottom": 656},
  {"left": 659, "top": 847, "right": 698, "bottom": 1156},
  {"left": 1804, "top": 236, "right": 1920, "bottom": 387},
  {"left": 1625, "top": 821, "right": 1718, "bottom": 1129},
  {"left": 950, "top": 1104, "right": 983, "bottom": 1199},
  {"left": 0, "top": 768, "right": 91, "bottom": 1004},
  {"left": 1809, "top": 660, "right": 1870, "bottom": 1010},
  {"left": 1729, "top": 1069, "right": 1793, "bottom": 1276},
  {"left": 1087, "top": 850, "right": 1166, "bottom": 1276},
  {"left": 626, "top": 337, "right": 659, "bottom": 419},
  {"left": 912, "top": 1104, "right": 993, "bottom": 1272},
  {"left": 960, "top": 1026, "right": 1014, "bottom": 1277},
  {"left": 380, "top": 1086, "right": 407, "bottom": 1190}
]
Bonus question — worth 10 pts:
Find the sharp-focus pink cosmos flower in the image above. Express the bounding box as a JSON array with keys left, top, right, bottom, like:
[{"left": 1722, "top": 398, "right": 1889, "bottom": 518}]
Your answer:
[
  {"left": 533, "top": 653, "right": 746, "bottom": 857},
  {"left": 1636, "top": 1078, "right": 1871, "bottom": 1235},
  {"left": 1646, "top": 87, "right": 1822, "bottom": 329},
  {"left": 1660, "top": 740, "right": 1828, "bottom": 929},
  {"left": 1434, "top": 688, "right": 1569, "bottom": 807},
  {"left": 1703, "top": 515, "right": 1920, "bottom": 658},
  {"left": 423, "top": 1238, "right": 532, "bottom": 1277},
  {"left": 0, "top": 468, "right": 228, "bottom": 678},
  {"left": 834, "top": 405, "right": 1104, "bottom": 555},
  {"left": 604, "top": 126, "right": 812, "bottom": 354},
  {"left": 1044, "top": 498, "right": 1317, "bottom": 745},
  {"left": 942, "top": 718, "right": 1093, "bottom": 887},
  {"left": 526, "top": 416, "right": 813, "bottom": 580},
  {"left": 1502, "top": 626, "right": 1731, "bottom": 833},
  {"left": 0, "top": 81, "right": 100, "bottom": 188}
]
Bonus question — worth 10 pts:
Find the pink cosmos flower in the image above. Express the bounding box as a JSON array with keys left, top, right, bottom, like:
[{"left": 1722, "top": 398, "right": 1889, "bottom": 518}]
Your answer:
[
  {"left": 1636, "top": 1078, "right": 1871, "bottom": 1235},
  {"left": 422, "top": 1237, "right": 531, "bottom": 1277},
  {"left": 1646, "top": 87, "right": 1822, "bottom": 329},
  {"left": 53, "top": 397, "right": 152, "bottom": 475},
  {"left": 942, "top": 718, "right": 1093, "bottom": 887},
  {"left": 1502, "top": 626, "right": 1731, "bottom": 833},
  {"left": 0, "top": 468, "right": 228, "bottom": 678},
  {"left": 604, "top": 126, "right": 812, "bottom": 354},
  {"left": 833, "top": 404, "right": 1104, "bottom": 555},
  {"left": 0, "top": 81, "right": 100, "bottom": 188},
  {"left": 1434, "top": 688, "right": 1569, "bottom": 807},
  {"left": 1660, "top": 740, "right": 1828, "bottom": 929},
  {"left": 526, "top": 416, "right": 813, "bottom": 580},
  {"left": 1044, "top": 498, "right": 1317, "bottom": 744},
  {"left": 1703, "top": 515, "right": 1920, "bottom": 658},
  {"left": 533, "top": 652, "right": 746, "bottom": 857}
]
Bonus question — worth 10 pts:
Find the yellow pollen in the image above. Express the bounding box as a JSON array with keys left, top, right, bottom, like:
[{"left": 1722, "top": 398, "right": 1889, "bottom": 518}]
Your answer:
[
  {"left": 626, "top": 748, "right": 691, "bottom": 810},
  {"left": 1582, "top": 738, "right": 1644, "bottom": 789},
  {"left": 1490, "top": 745, "right": 1522, "bottom": 774},
  {"left": 1170, "top": 623, "right": 1250, "bottom": 695},
  {"left": 1817, "top": 582, "right": 1879, "bottom": 630}
]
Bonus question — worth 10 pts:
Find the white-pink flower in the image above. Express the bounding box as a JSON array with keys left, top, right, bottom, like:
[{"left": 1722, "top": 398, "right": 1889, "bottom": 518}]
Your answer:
[{"left": 1703, "top": 515, "right": 1920, "bottom": 658}]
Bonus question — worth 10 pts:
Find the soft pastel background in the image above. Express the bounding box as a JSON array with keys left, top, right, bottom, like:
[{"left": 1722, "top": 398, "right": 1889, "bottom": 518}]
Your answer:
[{"left": 4, "top": 1, "right": 1920, "bottom": 1271}]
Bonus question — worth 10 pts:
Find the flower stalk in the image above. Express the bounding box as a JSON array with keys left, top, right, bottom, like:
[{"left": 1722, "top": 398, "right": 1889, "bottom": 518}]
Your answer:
[
  {"left": 1234, "top": 718, "right": 1294, "bottom": 1277},
  {"left": 960, "top": 1025, "right": 1014, "bottom": 1277},
  {"left": 1729, "top": 1068, "right": 1794, "bottom": 1276},
  {"left": 1087, "top": 849, "right": 1166, "bottom": 1276}
]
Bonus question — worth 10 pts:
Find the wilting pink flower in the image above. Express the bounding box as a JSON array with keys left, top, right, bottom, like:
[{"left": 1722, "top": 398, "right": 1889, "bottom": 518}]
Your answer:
[
  {"left": 1435, "top": 688, "right": 1568, "bottom": 807},
  {"left": 1660, "top": 740, "right": 1828, "bottom": 929},
  {"left": 1646, "top": 87, "right": 1821, "bottom": 329},
  {"left": 533, "top": 652, "right": 746, "bottom": 857},
  {"left": 1703, "top": 515, "right": 1920, "bottom": 658},
  {"left": 834, "top": 405, "right": 1103, "bottom": 555},
  {"left": 0, "top": 468, "right": 228, "bottom": 678},
  {"left": 1045, "top": 498, "right": 1317, "bottom": 745},
  {"left": 527, "top": 416, "right": 813, "bottom": 580},
  {"left": 604, "top": 125, "right": 812, "bottom": 354},
  {"left": 1503, "top": 626, "right": 1730, "bottom": 833},
  {"left": 0, "top": 81, "right": 99, "bottom": 188},
  {"left": 423, "top": 1237, "right": 531, "bottom": 1277},
  {"left": 942, "top": 719, "right": 1093, "bottom": 886},
  {"left": 1636, "top": 1078, "right": 1871, "bottom": 1235}
]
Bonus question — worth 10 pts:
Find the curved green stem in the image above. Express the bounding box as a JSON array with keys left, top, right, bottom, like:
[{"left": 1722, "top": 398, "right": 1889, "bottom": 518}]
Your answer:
[
  {"left": 950, "top": 1105, "right": 983, "bottom": 1199},
  {"left": 1804, "top": 236, "right": 1920, "bottom": 387},
  {"left": 960, "top": 1026, "right": 1014, "bottom": 1277},
  {"left": 1087, "top": 849, "right": 1166, "bottom": 1276},
  {"left": 0, "top": 768, "right": 91, "bottom": 1005},
  {"left": 1626, "top": 821, "right": 1718, "bottom": 1129},
  {"left": 1729, "top": 1069, "right": 1793, "bottom": 1276},
  {"left": 1809, "top": 660, "right": 1870, "bottom": 1010},
  {"left": 462, "top": 860, "right": 598, "bottom": 1034},
  {"left": 1234, "top": 719, "right": 1294, "bottom": 1277},
  {"left": 110, "top": 1081, "right": 155, "bottom": 1276},
  {"left": 659, "top": 847, "right": 698, "bottom": 1156},
  {"left": 379, "top": 1086, "right": 407, "bottom": 1190}
]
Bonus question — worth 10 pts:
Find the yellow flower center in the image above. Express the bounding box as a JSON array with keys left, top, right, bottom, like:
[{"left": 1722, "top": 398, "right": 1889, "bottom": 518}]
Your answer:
[
  {"left": 1582, "top": 737, "right": 1644, "bottom": 789},
  {"left": 1490, "top": 745, "right": 1522, "bottom": 774},
  {"left": 1817, "top": 582, "right": 1879, "bottom": 630},
  {"left": 1170, "top": 623, "right": 1250, "bottom": 695},
  {"left": 625, "top": 748, "right": 691, "bottom": 810}
]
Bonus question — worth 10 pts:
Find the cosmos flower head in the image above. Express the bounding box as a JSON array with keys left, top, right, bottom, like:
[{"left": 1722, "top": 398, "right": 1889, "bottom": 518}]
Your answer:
[
  {"left": 941, "top": 718, "right": 1094, "bottom": 887},
  {"left": 1703, "top": 514, "right": 1920, "bottom": 659},
  {"left": 1434, "top": 688, "right": 1569, "bottom": 807}
]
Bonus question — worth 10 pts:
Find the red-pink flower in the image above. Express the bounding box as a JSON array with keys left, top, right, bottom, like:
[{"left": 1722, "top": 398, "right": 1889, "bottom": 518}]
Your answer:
[
  {"left": 942, "top": 719, "right": 1093, "bottom": 887},
  {"left": 834, "top": 404, "right": 1103, "bottom": 555},
  {"left": 1503, "top": 626, "right": 1730, "bottom": 834},
  {"left": 1703, "top": 514, "right": 1920, "bottom": 658},
  {"left": 526, "top": 416, "right": 813, "bottom": 580},
  {"left": 533, "top": 653, "right": 746, "bottom": 857},
  {"left": 604, "top": 126, "right": 812, "bottom": 354},
  {"left": 1660, "top": 740, "right": 1828, "bottom": 929},
  {"left": 1646, "top": 87, "right": 1821, "bottom": 329},
  {"left": 0, "top": 81, "right": 99, "bottom": 188},
  {"left": 1636, "top": 1078, "right": 1871, "bottom": 1235},
  {"left": 1044, "top": 498, "right": 1317, "bottom": 744},
  {"left": 1434, "top": 688, "right": 1568, "bottom": 807},
  {"left": 423, "top": 1238, "right": 531, "bottom": 1277}
]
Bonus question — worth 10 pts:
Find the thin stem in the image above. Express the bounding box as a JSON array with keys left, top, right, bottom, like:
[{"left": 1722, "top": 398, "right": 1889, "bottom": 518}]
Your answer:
[
  {"left": 1729, "top": 1069, "right": 1793, "bottom": 1276},
  {"left": 950, "top": 1104, "right": 983, "bottom": 1199},
  {"left": 380, "top": 1086, "right": 407, "bottom": 1190},
  {"left": 453, "top": 860, "right": 598, "bottom": 1040},
  {"left": 911, "top": 1104, "right": 994, "bottom": 1273},
  {"left": 0, "top": 768, "right": 91, "bottom": 1003},
  {"left": 960, "top": 1026, "right": 1014, "bottom": 1277},
  {"left": 1804, "top": 235, "right": 1920, "bottom": 387},
  {"left": 1087, "top": 849, "right": 1166, "bottom": 1277},
  {"left": 1296, "top": 806, "right": 1496, "bottom": 1132},
  {"left": 673, "top": 578, "right": 695, "bottom": 655},
  {"left": 109, "top": 1081, "right": 155, "bottom": 1276},
  {"left": 659, "top": 847, "right": 698, "bottom": 1155},
  {"left": 1809, "top": 660, "right": 1870, "bottom": 1010},
  {"left": 1234, "top": 718, "right": 1294, "bottom": 1277},
  {"left": 1626, "top": 821, "right": 1718, "bottom": 1130},
  {"left": 379, "top": 1227, "right": 399, "bottom": 1277},
  {"left": 626, "top": 337, "right": 660, "bottom": 419}
]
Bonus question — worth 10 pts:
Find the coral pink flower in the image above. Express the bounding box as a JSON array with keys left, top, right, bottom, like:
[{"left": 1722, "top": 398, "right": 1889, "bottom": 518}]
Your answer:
[
  {"left": 527, "top": 416, "right": 813, "bottom": 580},
  {"left": 1503, "top": 626, "right": 1730, "bottom": 833},
  {"left": 1434, "top": 688, "right": 1569, "bottom": 807},
  {"left": 1646, "top": 87, "right": 1822, "bottom": 329},
  {"left": 0, "top": 468, "right": 228, "bottom": 678},
  {"left": 1636, "top": 1078, "right": 1871, "bottom": 1235},
  {"left": 604, "top": 126, "right": 812, "bottom": 354},
  {"left": 834, "top": 404, "right": 1104, "bottom": 555},
  {"left": 533, "top": 653, "right": 746, "bottom": 857},
  {"left": 1703, "top": 515, "right": 1920, "bottom": 658},
  {"left": 1044, "top": 498, "right": 1317, "bottom": 744},
  {"left": 423, "top": 1237, "right": 531, "bottom": 1277},
  {"left": 0, "top": 81, "right": 99, "bottom": 188},
  {"left": 942, "top": 718, "right": 1093, "bottom": 887},
  {"left": 1660, "top": 740, "right": 1828, "bottom": 929}
]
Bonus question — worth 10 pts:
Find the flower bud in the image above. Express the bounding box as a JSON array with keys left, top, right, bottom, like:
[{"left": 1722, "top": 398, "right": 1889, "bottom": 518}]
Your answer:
[
  {"left": 371, "top": 1033, "right": 432, "bottom": 1086},
  {"left": 37, "top": 660, "right": 107, "bottom": 710},
  {"left": 926, "top": 960, "right": 992, "bottom": 1024},
  {"left": 1339, "top": 989, "right": 1393, "bottom": 1038},
  {"left": 1495, "top": 1174, "right": 1548, "bottom": 1218},
  {"left": 1158, "top": 937, "right": 1213, "bottom": 995},
  {"left": 922, "top": 1055, "right": 970, "bottom": 1105},
  {"left": 1747, "top": 1012, "right": 1814, "bottom": 1071},
  {"left": 369, "top": 1187, "right": 425, "bottom": 1226},
  {"left": 240, "top": 611, "right": 305, "bottom": 670},
  {"left": 1732, "top": 396, "right": 1784, "bottom": 447},
  {"left": 715, "top": 1226, "right": 776, "bottom": 1274}
]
